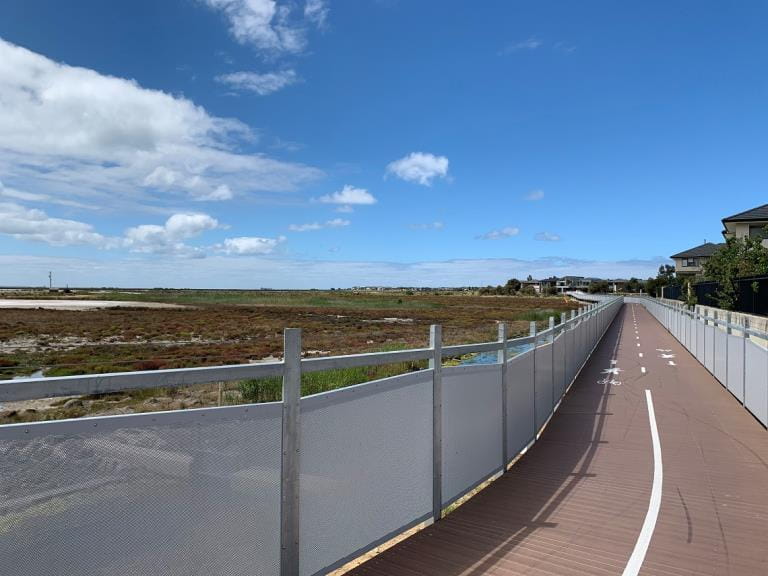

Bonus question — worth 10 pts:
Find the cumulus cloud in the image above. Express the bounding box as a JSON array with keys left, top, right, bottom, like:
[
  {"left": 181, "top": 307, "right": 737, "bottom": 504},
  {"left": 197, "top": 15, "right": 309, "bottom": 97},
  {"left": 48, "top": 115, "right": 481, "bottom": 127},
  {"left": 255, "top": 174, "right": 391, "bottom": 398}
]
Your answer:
[
  {"left": 123, "top": 213, "right": 220, "bottom": 257},
  {"left": 202, "top": 0, "right": 324, "bottom": 55},
  {"left": 216, "top": 235, "right": 286, "bottom": 255},
  {"left": 410, "top": 221, "right": 445, "bottom": 230},
  {"left": 387, "top": 152, "right": 449, "bottom": 186},
  {"left": 535, "top": 232, "right": 561, "bottom": 242},
  {"left": 317, "top": 185, "right": 377, "bottom": 206},
  {"left": 0, "top": 38, "right": 322, "bottom": 209},
  {"left": 0, "top": 201, "right": 112, "bottom": 247},
  {"left": 477, "top": 226, "right": 520, "bottom": 240},
  {"left": 216, "top": 70, "right": 298, "bottom": 95},
  {"left": 289, "top": 218, "right": 350, "bottom": 232},
  {"left": 525, "top": 189, "right": 544, "bottom": 201}
]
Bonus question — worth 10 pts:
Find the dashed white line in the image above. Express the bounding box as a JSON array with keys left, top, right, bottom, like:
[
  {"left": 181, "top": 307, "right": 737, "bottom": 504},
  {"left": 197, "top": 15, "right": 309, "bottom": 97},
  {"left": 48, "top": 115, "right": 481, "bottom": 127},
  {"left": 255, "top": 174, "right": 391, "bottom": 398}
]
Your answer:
[
  {"left": 638, "top": 353, "right": 643, "bottom": 358},
  {"left": 641, "top": 367, "right": 646, "bottom": 374},
  {"left": 621, "top": 390, "right": 663, "bottom": 576},
  {"left": 637, "top": 343, "right": 641, "bottom": 347}
]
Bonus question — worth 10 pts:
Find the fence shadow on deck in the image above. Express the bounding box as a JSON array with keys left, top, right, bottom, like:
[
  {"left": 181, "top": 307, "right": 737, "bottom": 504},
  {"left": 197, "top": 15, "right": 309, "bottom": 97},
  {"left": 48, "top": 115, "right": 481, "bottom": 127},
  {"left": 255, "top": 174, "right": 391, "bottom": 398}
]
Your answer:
[{"left": 348, "top": 311, "right": 625, "bottom": 575}]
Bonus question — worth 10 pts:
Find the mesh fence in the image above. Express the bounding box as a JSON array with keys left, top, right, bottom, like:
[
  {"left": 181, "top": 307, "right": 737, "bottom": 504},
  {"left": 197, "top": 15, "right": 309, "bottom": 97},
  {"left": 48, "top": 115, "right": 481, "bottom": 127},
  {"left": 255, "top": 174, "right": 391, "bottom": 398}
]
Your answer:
[
  {"left": 745, "top": 340, "right": 768, "bottom": 426},
  {"left": 727, "top": 334, "right": 745, "bottom": 402},
  {"left": 299, "top": 371, "right": 433, "bottom": 576},
  {"left": 0, "top": 404, "right": 282, "bottom": 576},
  {"left": 506, "top": 351, "right": 535, "bottom": 458},
  {"left": 441, "top": 364, "right": 504, "bottom": 507},
  {"left": 534, "top": 343, "right": 554, "bottom": 430}
]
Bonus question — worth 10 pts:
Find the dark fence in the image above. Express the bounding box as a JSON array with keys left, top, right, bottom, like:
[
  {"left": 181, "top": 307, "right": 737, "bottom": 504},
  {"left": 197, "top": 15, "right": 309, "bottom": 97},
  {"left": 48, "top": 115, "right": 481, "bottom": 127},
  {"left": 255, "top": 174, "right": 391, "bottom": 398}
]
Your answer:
[
  {"left": 660, "top": 285, "right": 682, "bottom": 300},
  {"left": 695, "top": 275, "right": 768, "bottom": 316}
]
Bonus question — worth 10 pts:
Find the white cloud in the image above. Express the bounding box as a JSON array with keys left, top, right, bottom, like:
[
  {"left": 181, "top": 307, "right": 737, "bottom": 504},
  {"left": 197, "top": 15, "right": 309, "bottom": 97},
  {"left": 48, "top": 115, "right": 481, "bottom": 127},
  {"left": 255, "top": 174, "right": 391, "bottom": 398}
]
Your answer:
[
  {"left": 304, "top": 0, "right": 329, "bottom": 28},
  {"left": 289, "top": 218, "right": 350, "bottom": 232},
  {"left": 477, "top": 226, "right": 520, "bottom": 240},
  {"left": 499, "top": 37, "right": 543, "bottom": 55},
  {"left": 317, "top": 185, "right": 377, "bottom": 205},
  {"left": 0, "top": 38, "right": 322, "bottom": 209},
  {"left": 535, "top": 232, "right": 561, "bottom": 242},
  {"left": 0, "top": 201, "right": 112, "bottom": 247},
  {"left": 202, "top": 0, "right": 322, "bottom": 55},
  {"left": 123, "top": 213, "right": 220, "bottom": 257},
  {"left": 410, "top": 221, "right": 445, "bottom": 230},
  {"left": 216, "top": 70, "right": 298, "bottom": 95},
  {"left": 0, "top": 180, "right": 94, "bottom": 210},
  {"left": 217, "top": 235, "right": 286, "bottom": 255},
  {"left": 387, "top": 152, "right": 449, "bottom": 186},
  {"left": 0, "top": 254, "right": 672, "bottom": 289},
  {"left": 525, "top": 189, "right": 545, "bottom": 201},
  {"left": 335, "top": 204, "right": 354, "bottom": 213}
]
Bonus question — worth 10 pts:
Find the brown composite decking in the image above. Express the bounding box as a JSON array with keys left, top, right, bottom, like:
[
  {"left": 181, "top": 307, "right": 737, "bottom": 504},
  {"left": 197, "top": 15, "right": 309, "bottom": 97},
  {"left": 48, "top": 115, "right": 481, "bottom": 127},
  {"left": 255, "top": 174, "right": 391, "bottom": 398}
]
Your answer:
[{"left": 348, "top": 303, "right": 768, "bottom": 576}]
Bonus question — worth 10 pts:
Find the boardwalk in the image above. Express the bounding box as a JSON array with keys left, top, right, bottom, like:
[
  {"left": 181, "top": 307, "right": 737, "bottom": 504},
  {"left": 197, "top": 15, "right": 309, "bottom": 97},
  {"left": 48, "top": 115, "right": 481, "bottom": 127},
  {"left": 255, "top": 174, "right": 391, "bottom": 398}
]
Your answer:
[{"left": 348, "top": 303, "right": 768, "bottom": 576}]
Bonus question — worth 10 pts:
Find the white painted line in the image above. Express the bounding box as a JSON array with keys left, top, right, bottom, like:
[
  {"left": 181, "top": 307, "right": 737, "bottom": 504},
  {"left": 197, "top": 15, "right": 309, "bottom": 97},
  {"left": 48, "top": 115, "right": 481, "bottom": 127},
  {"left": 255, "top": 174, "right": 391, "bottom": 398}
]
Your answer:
[
  {"left": 621, "top": 390, "right": 663, "bottom": 576},
  {"left": 638, "top": 353, "right": 644, "bottom": 358},
  {"left": 636, "top": 336, "right": 640, "bottom": 340},
  {"left": 637, "top": 343, "right": 641, "bottom": 347},
  {"left": 641, "top": 367, "right": 646, "bottom": 374},
  {"left": 668, "top": 360, "right": 676, "bottom": 366}
]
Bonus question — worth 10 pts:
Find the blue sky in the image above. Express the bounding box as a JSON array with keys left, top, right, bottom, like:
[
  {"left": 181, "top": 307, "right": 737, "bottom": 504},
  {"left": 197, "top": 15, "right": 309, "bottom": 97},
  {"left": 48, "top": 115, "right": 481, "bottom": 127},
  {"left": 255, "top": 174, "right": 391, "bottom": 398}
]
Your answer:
[{"left": 0, "top": 1, "right": 766, "bottom": 288}]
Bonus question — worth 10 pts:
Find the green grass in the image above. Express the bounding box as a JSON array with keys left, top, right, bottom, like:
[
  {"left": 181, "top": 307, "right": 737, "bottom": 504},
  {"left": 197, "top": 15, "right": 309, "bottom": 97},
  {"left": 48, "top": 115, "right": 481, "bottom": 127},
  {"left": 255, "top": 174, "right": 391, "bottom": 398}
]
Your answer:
[
  {"left": 71, "top": 289, "right": 440, "bottom": 309},
  {"left": 237, "top": 343, "right": 425, "bottom": 403},
  {"left": 514, "top": 309, "right": 562, "bottom": 323}
]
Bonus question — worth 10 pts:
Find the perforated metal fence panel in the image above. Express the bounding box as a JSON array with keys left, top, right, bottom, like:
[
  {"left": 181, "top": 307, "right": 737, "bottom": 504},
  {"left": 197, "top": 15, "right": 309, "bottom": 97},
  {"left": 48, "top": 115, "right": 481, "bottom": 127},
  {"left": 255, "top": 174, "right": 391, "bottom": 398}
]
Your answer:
[
  {"left": 0, "top": 404, "right": 283, "bottom": 576},
  {"left": 565, "top": 327, "right": 576, "bottom": 384},
  {"left": 299, "top": 371, "right": 433, "bottom": 576},
  {"left": 744, "top": 340, "right": 768, "bottom": 426},
  {"left": 534, "top": 343, "right": 554, "bottom": 430},
  {"left": 553, "top": 333, "right": 566, "bottom": 400},
  {"left": 727, "top": 334, "right": 745, "bottom": 402},
  {"left": 696, "top": 322, "right": 706, "bottom": 364},
  {"left": 506, "top": 350, "right": 535, "bottom": 458},
  {"left": 441, "top": 364, "right": 504, "bottom": 507},
  {"left": 705, "top": 325, "right": 716, "bottom": 374},
  {"left": 714, "top": 328, "right": 727, "bottom": 385}
]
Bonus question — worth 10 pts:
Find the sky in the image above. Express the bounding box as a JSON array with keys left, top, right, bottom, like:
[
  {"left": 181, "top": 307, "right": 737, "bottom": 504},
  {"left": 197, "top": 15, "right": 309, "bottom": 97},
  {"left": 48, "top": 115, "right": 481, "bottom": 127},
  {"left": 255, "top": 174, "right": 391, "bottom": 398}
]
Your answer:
[{"left": 0, "top": 0, "right": 767, "bottom": 288}]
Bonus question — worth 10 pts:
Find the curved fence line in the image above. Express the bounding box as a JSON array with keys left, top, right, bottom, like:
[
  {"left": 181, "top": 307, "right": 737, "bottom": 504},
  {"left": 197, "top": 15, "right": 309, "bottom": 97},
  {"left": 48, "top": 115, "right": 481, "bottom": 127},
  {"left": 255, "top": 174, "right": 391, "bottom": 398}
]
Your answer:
[
  {"left": 0, "top": 297, "right": 623, "bottom": 576},
  {"left": 626, "top": 296, "right": 768, "bottom": 429}
]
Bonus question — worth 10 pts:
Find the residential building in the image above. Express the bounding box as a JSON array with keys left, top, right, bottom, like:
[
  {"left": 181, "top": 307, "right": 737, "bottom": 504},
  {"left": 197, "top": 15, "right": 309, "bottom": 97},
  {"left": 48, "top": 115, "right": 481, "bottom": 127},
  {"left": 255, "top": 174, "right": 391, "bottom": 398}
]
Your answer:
[
  {"left": 722, "top": 203, "right": 768, "bottom": 243},
  {"left": 670, "top": 242, "right": 723, "bottom": 277}
]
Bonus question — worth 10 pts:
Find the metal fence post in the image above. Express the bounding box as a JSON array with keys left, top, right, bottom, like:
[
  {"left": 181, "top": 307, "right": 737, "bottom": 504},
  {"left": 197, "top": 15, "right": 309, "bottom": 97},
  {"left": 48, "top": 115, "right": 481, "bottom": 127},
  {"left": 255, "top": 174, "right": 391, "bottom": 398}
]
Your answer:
[
  {"left": 498, "top": 323, "right": 508, "bottom": 467},
  {"left": 281, "top": 328, "right": 301, "bottom": 576},
  {"left": 530, "top": 321, "right": 537, "bottom": 438},
  {"left": 430, "top": 324, "right": 443, "bottom": 522}
]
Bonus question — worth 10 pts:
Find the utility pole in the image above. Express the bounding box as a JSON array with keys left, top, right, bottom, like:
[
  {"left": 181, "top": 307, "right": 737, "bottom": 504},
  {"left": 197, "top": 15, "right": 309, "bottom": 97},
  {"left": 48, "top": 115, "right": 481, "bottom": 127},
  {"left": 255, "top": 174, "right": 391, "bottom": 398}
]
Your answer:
[{"left": 48, "top": 271, "right": 52, "bottom": 290}]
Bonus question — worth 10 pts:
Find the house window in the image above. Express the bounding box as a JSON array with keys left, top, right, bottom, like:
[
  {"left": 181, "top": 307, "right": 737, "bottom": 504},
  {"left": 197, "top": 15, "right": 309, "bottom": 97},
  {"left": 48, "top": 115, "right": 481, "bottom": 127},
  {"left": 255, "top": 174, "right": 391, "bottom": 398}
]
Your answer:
[
  {"left": 683, "top": 258, "right": 697, "bottom": 267},
  {"left": 749, "top": 225, "right": 767, "bottom": 239}
]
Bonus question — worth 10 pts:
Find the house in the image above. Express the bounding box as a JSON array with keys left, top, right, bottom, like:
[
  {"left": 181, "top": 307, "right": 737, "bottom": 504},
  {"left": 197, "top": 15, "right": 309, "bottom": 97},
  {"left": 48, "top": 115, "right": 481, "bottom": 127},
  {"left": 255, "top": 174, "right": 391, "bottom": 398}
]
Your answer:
[
  {"left": 722, "top": 203, "right": 768, "bottom": 243},
  {"left": 670, "top": 242, "right": 723, "bottom": 277}
]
